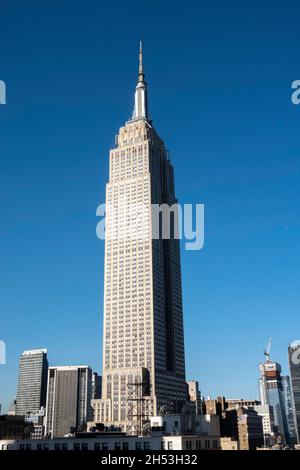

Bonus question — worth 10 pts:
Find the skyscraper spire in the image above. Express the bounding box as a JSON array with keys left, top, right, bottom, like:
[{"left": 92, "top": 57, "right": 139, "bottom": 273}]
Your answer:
[{"left": 133, "top": 41, "right": 148, "bottom": 120}]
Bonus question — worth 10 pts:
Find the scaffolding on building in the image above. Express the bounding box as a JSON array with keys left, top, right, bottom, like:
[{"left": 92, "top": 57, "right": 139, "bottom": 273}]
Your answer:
[{"left": 127, "top": 378, "right": 153, "bottom": 436}]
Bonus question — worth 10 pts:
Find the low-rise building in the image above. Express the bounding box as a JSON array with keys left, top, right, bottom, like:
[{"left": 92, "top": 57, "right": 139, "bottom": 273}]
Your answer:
[
  {"left": 253, "top": 404, "right": 275, "bottom": 447},
  {"left": 161, "top": 435, "right": 220, "bottom": 450},
  {"left": 25, "top": 408, "right": 45, "bottom": 439},
  {"left": 150, "top": 413, "right": 220, "bottom": 438},
  {"left": 0, "top": 432, "right": 221, "bottom": 451},
  {"left": 0, "top": 415, "right": 31, "bottom": 440},
  {"left": 226, "top": 399, "right": 260, "bottom": 409},
  {"left": 220, "top": 437, "right": 239, "bottom": 450},
  {"left": 237, "top": 407, "right": 264, "bottom": 450}
]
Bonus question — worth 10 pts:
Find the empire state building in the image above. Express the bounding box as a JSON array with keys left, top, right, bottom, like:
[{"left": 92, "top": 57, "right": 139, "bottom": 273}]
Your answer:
[{"left": 96, "top": 44, "right": 187, "bottom": 432}]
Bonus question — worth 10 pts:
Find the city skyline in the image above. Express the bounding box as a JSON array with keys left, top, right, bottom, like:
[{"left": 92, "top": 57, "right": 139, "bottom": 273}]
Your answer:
[{"left": 1, "top": 0, "right": 300, "bottom": 413}]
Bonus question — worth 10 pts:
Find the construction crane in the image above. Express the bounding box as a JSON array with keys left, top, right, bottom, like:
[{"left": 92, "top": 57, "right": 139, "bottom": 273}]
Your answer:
[{"left": 264, "top": 337, "right": 272, "bottom": 362}]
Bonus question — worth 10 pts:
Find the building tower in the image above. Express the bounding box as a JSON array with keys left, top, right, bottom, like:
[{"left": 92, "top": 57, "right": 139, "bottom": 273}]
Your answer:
[
  {"left": 187, "top": 381, "right": 202, "bottom": 414},
  {"left": 259, "top": 361, "right": 289, "bottom": 443},
  {"left": 288, "top": 341, "right": 300, "bottom": 443},
  {"left": 282, "top": 375, "right": 297, "bottom": 444},
  {"left": 98, "top": 43, "right": 187, "bottom": 432},
  {"left": 45, "top": 365, "right": 92, "bottom": 438},
  {"left": 16, "top": 349, "right": 48, "bottom": 416}
]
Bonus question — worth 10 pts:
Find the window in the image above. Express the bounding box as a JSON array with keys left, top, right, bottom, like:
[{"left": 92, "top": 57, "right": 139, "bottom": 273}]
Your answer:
[
  {"left": 144, "top": 441, "right": 150, "bottom": 450},
  {"left": 186, "top": 440, "right": 192, "bottom": 450},
  {"left": 102, "top": 442, "right": 108, "bottom": 450},
  {"left": 73, "top": 442, "right": 80, "bottom": 450},
  {"left": 54, "top": 443, "right": 61, "bottom": 451},
  {"left": 115, "top": 442, "right": 121, "bottom": 450},
  {"left": 94, "top": 442, "right": 101, "bottom": 451},
  {"left": 81, "top": 443, "right": 88, "bottom": 451},
  {"left": 167, "top": 441, "right": 173, "bottom": 450},
  {"left": 62, "top": 443, "right": 68, "bottom": 451},
  {"left": 123, "top": 442, "right": 129, "bottom": 450},
  {"left": 26, "top": 444, "right": 31, "bottom": 451},
  {"left": 19, "top": 444, "right": 25, "bottom": 451},
  {"left": 135, "top": 441, "right": 142, "bottom": 450}
]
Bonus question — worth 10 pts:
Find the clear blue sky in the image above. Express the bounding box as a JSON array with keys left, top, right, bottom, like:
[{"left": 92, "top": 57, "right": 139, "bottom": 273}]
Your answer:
[{"left": 1, "top": 0, "right": 300, "bottom": 412}]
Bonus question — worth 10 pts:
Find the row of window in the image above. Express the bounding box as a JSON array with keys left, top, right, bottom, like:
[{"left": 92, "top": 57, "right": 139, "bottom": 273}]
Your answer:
[
  {"left": 17, "top": 441, "right": 152, "bottom": 451},
  {"left": 185, "top": 439, "right": 218, "bottom": 450}
]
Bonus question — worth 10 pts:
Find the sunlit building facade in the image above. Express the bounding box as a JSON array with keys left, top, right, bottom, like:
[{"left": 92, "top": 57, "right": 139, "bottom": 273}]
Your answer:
[{"left": 98, "top": 44, "right": 186, "bottom": 431}]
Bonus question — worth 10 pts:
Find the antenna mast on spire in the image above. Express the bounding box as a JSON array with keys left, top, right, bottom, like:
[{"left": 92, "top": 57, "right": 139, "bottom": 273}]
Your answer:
[
  {"left": 132, "top": 41, "right": 148, "bottom": 120},
  {"left": 139, "top": 41, "right": 144, "bottom": 80}
]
